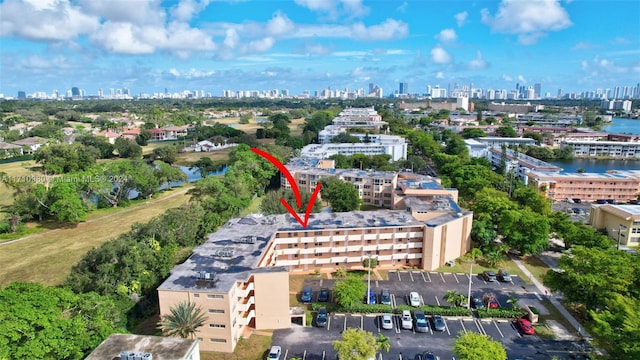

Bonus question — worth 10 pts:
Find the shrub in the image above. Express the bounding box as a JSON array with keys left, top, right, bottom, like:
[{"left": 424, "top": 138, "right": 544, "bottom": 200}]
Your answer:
[
  {"left": 529, "top": 306, "right": 540, "bottom": 315},
  {"left": 396, "top": 304, "right": 473, "bottom": 317},
  {"left": 477, "top": 308, "right": 526, "bottom": 319}
]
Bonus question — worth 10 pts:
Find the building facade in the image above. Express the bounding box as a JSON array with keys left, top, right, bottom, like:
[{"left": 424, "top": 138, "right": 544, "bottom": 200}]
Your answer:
[
  {"left": 485, "top": 148, "right": 562, "bottom": 184},
  {"left": 561, "top": 140, "right": 640, "bottom": 159},
  {"left": 300, "top": 138, "right": 408, "bottom": 162},
  {"left": 527, "top": 170, "right": 640, "bottom": 203},
  {"left": 589, "top": 204, "right": 640, "bottom": 247}
]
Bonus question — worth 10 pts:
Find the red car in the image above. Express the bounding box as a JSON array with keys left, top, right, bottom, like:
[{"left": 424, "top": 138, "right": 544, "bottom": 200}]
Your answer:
[
  {"left": 516, "top": 318, "right": 535, "bottom": 335},
  {"left": 488, "top": 298, "right": 500, "bottom": 309}
]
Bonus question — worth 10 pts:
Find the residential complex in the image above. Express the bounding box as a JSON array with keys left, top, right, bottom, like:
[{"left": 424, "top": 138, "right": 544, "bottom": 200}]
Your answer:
[
  {"left": 300, "top": 137, "right": 407, "bottom": 161},
  {"left": 560, "top": 140, "right": 640, "bottom": 159},
  {"left": 589, "top": 204, "right": 640, "bottom": 247},
  {"left": 329, "top": 106, "right": 386, "bottom": 130},
  {"left": 527, "top": 170, "right": 640, "bottom": 203}
]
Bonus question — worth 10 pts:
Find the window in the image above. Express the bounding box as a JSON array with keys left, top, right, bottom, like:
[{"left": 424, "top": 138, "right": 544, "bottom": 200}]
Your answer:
[
  {"left": 209, "top": 324, "right": 226, "bottom": 329},
  {"left": 208, "top": 309, "right": 224, "bottom": 314},
  {"left": 210, "top": 338, "right": 227, "bottom": 343},
  {"left": 208, "top": 294, "right": 224, "bottom": 299},
  {"left": 294, "top": 254, "right": 299, "bottom": 257},
  {"left": 193, "top": 293, "right": 200, "bottom": 298},
  {"left": 315, "top": 231, "right": 323, "bottom": 235},
  {"left": 315, "top": 242, "right": 322, "bottom": 246}
]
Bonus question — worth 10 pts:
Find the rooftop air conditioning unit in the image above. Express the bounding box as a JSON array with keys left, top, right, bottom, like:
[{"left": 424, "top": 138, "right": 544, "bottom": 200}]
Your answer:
[
  {"left": 135, "top": 353, "right": 146, "bottom": 360},
  {"left": 142, "top": 354, "right": 153, "bottom": 360},
  {"left": 120, "top": 351, "right": 132, "bottom": 360}
]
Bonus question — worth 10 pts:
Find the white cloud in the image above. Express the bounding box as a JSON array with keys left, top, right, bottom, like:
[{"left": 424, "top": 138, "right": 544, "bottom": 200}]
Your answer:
[
  {"left": 435, "top": 29, "right": 457, "bottom": 43},
  {"left": 341, "top": 0, "right": 369, "bottom": 18},
  {"left": 397, "top": 1, "right": 408, "bottom": 12},
  {"left": 294, "top": 0, "right": 368, "bottom": 19},
  {"left": 170, "top": 0, "right": 212, "bottom": 22},
  {"left": 502, "top": 74, "right": 513, "bottom": 81},
  {"left": 240, "top": 37, "right": 276, "bottom": 54},
  {"left": 90, "top": 22, "right": 156, "bottom": 54},
  {"left": 572, "top": 41, "right": 597, "bottom": 50},
  {"left": 224, "top": 28, "right": 240, "bottom": 48},
  {"left": 481, "top": 0, "right": 572, "bottom": 45},
  {"left": 167, "top": 68, "right": 215, "bottom": 79},
  {"left": 1, "top": 0, "right": 99, "bottom": 41},
  {"left": 297, "top": 42, "right": 333, "bottom": 55},
  {"left": 517, "top": 74, "right": 527, "bottom": 83},
  {"left": 351, "top": 19, "right": 408, "bottom": 40},
  {"left": 582, "top": 56, "right": 629, "bottom": 74},
  {"left": 612, "top": 37, "right": 631, "bottom": 45},
  {"left": 454, "top": 11, "right": 468, "bottom": 27},
  {"left": 468, "top": 51, "right": 488, "bottom": 70},
  {"left": 78, "top": 0, "right": 165, "bottom": 25},
  {"left": 430, "top": 46, "right": 451, "bottom": 64},
  {"left": 266, "top": 12, "right": 295, "bottom": 36},
  {"left": 294, "top": 0, "right": 334, "bottom": 12},
  {"left": 435, "top": 71, "right": 445, "bottom": 79}
]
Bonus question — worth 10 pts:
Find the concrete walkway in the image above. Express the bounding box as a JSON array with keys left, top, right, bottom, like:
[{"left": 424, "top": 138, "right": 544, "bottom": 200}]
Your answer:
[{"left": 509, "top": 254, "right": 592, "bottom": 339}]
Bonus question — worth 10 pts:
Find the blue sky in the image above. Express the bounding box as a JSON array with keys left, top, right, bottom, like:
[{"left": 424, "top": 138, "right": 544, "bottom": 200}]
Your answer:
[{"left": 1, "top": 0, "right": 639, "bottom": 97}]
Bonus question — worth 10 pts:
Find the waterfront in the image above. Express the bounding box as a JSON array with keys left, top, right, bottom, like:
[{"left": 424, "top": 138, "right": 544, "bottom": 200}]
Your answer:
[
  {"left": 550, "top": 158, "right": 640, "bottom": 173},
  {"left": 602, "top": 118, "right": 640, "bottom": 135}
]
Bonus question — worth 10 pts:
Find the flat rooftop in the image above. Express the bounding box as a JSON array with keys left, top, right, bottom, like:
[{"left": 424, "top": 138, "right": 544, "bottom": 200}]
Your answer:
[
  {"left": 85, "top": 334, "right": 198, "bottom": 360},
  {"left": 158, "top": 209, "right": 467, "bottom": 292},
  {"left": 529, "top": 170, "right": 640, "bottom": 179}
]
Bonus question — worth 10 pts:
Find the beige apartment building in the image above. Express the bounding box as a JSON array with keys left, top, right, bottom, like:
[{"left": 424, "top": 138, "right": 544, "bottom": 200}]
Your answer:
[
  {"left": 283, "top": 159, "right": 459, "bottom": 208},
  {"left": 589, "top": 204, "right": 640, "bottom": 247},
  {"left": 528, "top": 170, "right": 640, "bottom": 203},
  {"left": 158, "top": 207, "right": 472, "bottom": 353}
]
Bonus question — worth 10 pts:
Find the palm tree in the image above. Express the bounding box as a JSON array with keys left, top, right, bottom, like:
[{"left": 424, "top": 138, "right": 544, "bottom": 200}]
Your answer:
[
  {"left": 376, "top": 333, "right": 391, "bottom": 353},
  {"left": 444, "top": 290, "right": 461, "bottom": 307},
  {"left": 484, "top": 251, "right": 502, "bottom": 267},
  {"left": 158, "top": 301, "right": 207, "bottom": 339},
  {"left": 506, "top": 295, "right": 520, "bottom": 310}
]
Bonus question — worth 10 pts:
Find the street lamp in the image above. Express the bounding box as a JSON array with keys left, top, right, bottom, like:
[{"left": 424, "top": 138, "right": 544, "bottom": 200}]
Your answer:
[{"left": 467, "top": 259, "right": 474, "bottom": 310}]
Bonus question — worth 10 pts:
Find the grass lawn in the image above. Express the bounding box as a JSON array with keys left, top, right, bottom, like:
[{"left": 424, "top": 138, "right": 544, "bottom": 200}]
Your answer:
[
  {"left": 519, "top": 255, "right": 550, "bottom": 283},
  {"left": 0, "top": 160, "right": 45, "bottom": 208},
  {"left": 175, "top": 148, "right": 231, "bottom": 166},
  {"left": 142, "top": 140, "right": 185, "bottom": 155},
  {"left": 533, "top": 322, "right": 556, "bottom": 340},
  {"left": 200, "top": 334, "right": 272, "bottom": 360},
  {"left": 538, "top": 299, "right": 581, "bottom": 338},
  {"left": 376, "top": 269, "right": 390, "bottom": 280},
  {"left": 0, "top": 186, "right": 192, "bottom": 287},
  {"left": 239, "top": 196, "right": 264, "bottom": 217}
]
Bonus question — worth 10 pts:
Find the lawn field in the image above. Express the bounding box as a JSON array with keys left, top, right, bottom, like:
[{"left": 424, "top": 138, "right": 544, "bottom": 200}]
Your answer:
[
  {"left": 200, "top": 334, "right": 272, "bottom": 360},
  {"left": 0, "top": 160, "right": 46, "bottom": 208},
  {"left": 175, "top": 148, "right": 231, "bottom": 166},
  {"left": 208, "top": 116, "right": 306, "bottom": 135},
  {"left": 0, "top": 186, "right": 192, "bottom": 287}
]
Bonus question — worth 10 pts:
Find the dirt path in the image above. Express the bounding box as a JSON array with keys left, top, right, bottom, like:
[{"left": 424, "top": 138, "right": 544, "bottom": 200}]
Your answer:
[{"left": 0, "top": 186, "right": 192, "bottom": 247}]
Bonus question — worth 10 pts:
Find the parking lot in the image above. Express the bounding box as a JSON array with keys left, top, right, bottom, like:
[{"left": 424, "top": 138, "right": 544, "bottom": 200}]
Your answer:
[{"left": 279, "top": 271, "right": 565, "bottom": 359}]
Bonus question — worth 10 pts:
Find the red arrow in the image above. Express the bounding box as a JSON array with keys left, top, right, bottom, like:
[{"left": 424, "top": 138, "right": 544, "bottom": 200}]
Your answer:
[{"left": 251, "top": 148, "right": 322, "bottom": 228}]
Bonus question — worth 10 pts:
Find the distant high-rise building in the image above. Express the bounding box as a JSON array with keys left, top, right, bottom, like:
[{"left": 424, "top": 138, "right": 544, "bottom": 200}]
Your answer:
[
  {"left": 98, "top": 88, "right": 103, "bottom": 98},
  {"left": 557, "top": 88, "right": 562, "bottom": 99},
  {"left": 369, "top": 83, "right": 375, "bottom": 94},
  {"left": 623, "top": 86, "right": 629, "bottom": 98},
  {"left": 399, "top": 82, "right": 408, "bottom": 95},
  {"left": 534, "top": 83, "right": 541, "bottom": 99},
  {"left": 17, "top": 91, "right": 26, "bottom": 99},
  {"left": 614, "top": 86, "right": 621, "bottom": 99},
  {"left": 71, "top": 87, "right": 80, "bottom": 97}
]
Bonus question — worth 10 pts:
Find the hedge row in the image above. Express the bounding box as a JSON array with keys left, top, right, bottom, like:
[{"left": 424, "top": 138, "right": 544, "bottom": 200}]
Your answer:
[
  {"left": 477, "top": 308, "right": 526, "bottom": 319},
  {"left": 396, "top": 304, "right": 474, "bottom": 317}
]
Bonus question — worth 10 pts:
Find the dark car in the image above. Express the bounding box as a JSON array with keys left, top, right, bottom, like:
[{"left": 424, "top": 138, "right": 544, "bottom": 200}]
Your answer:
[
  {"left": 414, "top": 311, "right": 429, "bottom": 333},
  {"left": 380, "top": 289, "right": 391, "bottom": 305},
  {"left": 481, "top": 270, "right": 497, "bottom": 282},
  {"left": 316, "top": 308, "right": 328, "bottom": 327},
  {"left": 318, "top": 288, "right": 329, "bottom": 302},
  {"left": 301, "top": 287, "right": 313, "bottom": 303},
  {"left": 596, "top": 199, "right": 608, "bottom": 204},
  {"left": 365, "top": 290, "right": 377, "bottom": 305},
  {"left": 497, "top": 269, "right": 512, "bottom": 282},
  {"left": 432, "top": 315, "right": 446, "bottom": 332},
  {"left": 471, "top": 294, "right": 484, "bottom": 309},
  {"left": 414, "top": 352, "right": 439, "bottom": 360}
]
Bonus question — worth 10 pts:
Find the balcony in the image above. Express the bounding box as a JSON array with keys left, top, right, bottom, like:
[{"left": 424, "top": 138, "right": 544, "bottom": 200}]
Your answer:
[
  {"left": 238, "top": 283, "right": 254, "bottom": 298},
  {"left": 238, "top": 296, "right": 255, "bottom": 313},
  {"left": 239, "top": 309, "right": 256, "bottom": 326}
]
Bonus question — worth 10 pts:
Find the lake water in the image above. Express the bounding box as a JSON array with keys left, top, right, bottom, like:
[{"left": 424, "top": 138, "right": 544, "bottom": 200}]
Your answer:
[
  {"left": 128, "top": 164, "right": 228, "bottom": 199},
  {"left": 601, "top": 118, "right": 640, "bottom": 135}
]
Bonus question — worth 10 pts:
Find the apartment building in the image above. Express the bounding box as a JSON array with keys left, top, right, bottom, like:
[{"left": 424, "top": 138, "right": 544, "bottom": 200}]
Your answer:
[
  {"left": 283, "top": 159, "right": 458, "bottom": 207},
  {"left": 589, "top": 204, "right": 640, "bottom": 247},
  {"left": 331, "top": 106, "right": 386, "bottom": 130},
  {"left": 485, "top": 148, "right": 562, "bottom": 184},
  {"left": 475, "top": 137, "right": 537, "bottom": 149},
  {"left": 300, "top": 138, "right": 408, "bottom": 161},
  {"left": 527, "top": 170, "right": 640, "bottom": 203},
  {"left": 158, "top": 207, "right": 472, "bottom": 353},
  {"left": 561, "top": 140, "right": 640, "bottom": 159}
]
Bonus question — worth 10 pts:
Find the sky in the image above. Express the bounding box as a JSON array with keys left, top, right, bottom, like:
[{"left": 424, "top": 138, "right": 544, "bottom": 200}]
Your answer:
[{"left": 1, "top": 0, "right": 639, "bottom": 97}]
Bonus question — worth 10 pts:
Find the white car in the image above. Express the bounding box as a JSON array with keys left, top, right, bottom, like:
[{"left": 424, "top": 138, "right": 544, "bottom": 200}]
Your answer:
[
  {"left": 381, "top": 313, "right": 393, "bottom": 330},
  {"left": 268, "top": 346, "right": 282, "bottom": 360},
  {"left": 409, "top": 291, "right": 421, "bottom": 307},
  {"left": 401, "top": 310, "right": 413, "bottom": 330}
]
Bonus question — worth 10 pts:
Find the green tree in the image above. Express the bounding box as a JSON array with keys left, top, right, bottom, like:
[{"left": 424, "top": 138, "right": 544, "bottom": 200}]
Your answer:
[
  {"left": 333, "top": 276, "right": 367, "bottom": 309},
  {"left": 483, "top": 251, "right": 502, "bottom": 267},
  {"left": 75, "top": 134, "right": 115, "bottom": 158},
  {"left": 376, "top": 333, "right": 390, "bottom": 353},
  {"left": 154, "top": 161, "right": 188, "bottom": 190},
  {"left": 362, "top": 257, "right": 378, "bottom": 270},
  {"left": 34, "top": 143, "right": 98, "bottom": 174},
  {"left": 0, "top": 282, "right": 125, "bottom": 360},
  {"left": 10, "top": 183, "right": 49, "bottom": 221},
  {"left": 495, "top": 126, "right": 517, "bottom": 138},
  {"left": 526, "top": 146, "right": 555, "bottom": 161},
  {"left": 522, "top": 131, "right": 543, "bottom": 143},
  {"left": 331, "top": 132, "right": 361, "bottom": 143},
  {"left": 460, "top": 128, "right": 487, "bottom": 139},
  {"left": 190, "top": 157, "right": 218, "bottom": 178},
  {"left": 333, "top": 328, "right": 379, "bottom": 360},
  {"left": 498, "top": 209, "right": 550, "bottom": 255},
  {"left": 320, "top": 177, "right": 362, "bottom": 212},
  {"left": 158, "top": 301, "right": 208, "bottom": 339},
  {"left": 470, "top": 219, "right": 498, "bottom": 248},
  {"left": 589, "top": 293, "right": 640, "bottom": 359},
  {"left": 453, "top": 332, "right": 507, "bottom": 360},
  {"left": 114, "top": 137, "right": 142, "bottom": 158},
  {"left": 48, "top": 181, "right": 87, "bottom": 223},
  {"left": 260, "top": 188, "right": 322, "bottom": 215},
  {"left": 153, "top": 146, "right": 179, "bottom": 164},
  {"left": 512, "top": 186, "right": 552, "bottom": 216},
  {"left": 444, "top": 290, "right": 466, "bottom": 307},
  {"left": 445, "top": 135, "right": 469, "bottom": 157}
]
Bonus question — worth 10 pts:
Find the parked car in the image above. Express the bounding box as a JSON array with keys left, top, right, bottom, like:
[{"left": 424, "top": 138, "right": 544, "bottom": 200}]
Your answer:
[
  {"left": 414, "top": 352, "right": 439, "bottom": 360},
  {"left": 414, "top": 311, "right": 429, "bottom": 333},
  {"left": 481, "top": 270, "right": 497, "bottom": 282},
  {"left": 316, "top": 308, "right": 327, "bottom": 327},
  {"left": 401, "top": 310, "right": 413, "bottom": 330},
  {"left": 497, "top": 269, "right": 512, "bottom": 282},
  {"left": 318, "top": 288, "right": 329, "bottom": 302},
  {"left": 268, "top": 346, "right": 282, "bottom": 360},
  {"left": 488, "top": 298, "right": 500, "bottom": 309},
  {"left": 301, "top": 287, "right": 313, "bottom": 303},
  {"left": 471, "top": 294, "right": 483, "bottom": 309},
  {"left": 409, "top": 291, "right": 421, "bottom": 307},
  {"left": 365, "top": 290, "right": 377, "bottom": 305},
  {"left": 380, "top": 289, "right": 391, "bottom": 305},
  {"left": 516, "top": 317, "right": 535, "bottom": 335},
  {"left": 381, "top": 313, "right": 393, "bottom": 330},
  {"left": 432, "top": 315, "right": 446, "bottom": 332}
]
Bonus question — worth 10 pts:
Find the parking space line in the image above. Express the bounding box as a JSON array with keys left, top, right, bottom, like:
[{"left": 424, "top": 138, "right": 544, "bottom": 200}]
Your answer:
[
  {"left": 419, "top": 294, "right": 425, "bottom": 306},
  {"left": 343, "top": 316, "right": 347, "bottom": 331},
  {"left": 322, "top": 351, "right": 325, "bottom": 360},
  {"left": 360, "top": 315, "right": 364, "bottom": 330},
  {"left": 319, "top": 279, "right": 323, "bottom": 287},
  {"left": 420, "top": 272, "right": 427, "bottom": 282},
  {"left": 327, "top": 316, "right": 331, "bottom": 331},
  {"left": 453, "top": 273, "right": 460, "bottom": 284},
  {"left": 494, "top": 321, "right": 504, "bottom": 338},
  {"left": 375, "top": 280, "right": 379, "bottom": 288},
  {"left": 409, "top": 272, "right": 414, "bottom": 282},
  {"left": 439, "top": 273, "right": 446, "bottom": 283},
  {"left": 475, "top": 319, "right": 487, "bottom": 335},
  {"left": 460, "top": 319, "right": 467, "bottom": 334},
  {"left": 511, "top": 322, "right": 523, "bottom": 338},
  {"left": 444, "top": 318, "right": 451, "bottom": 335},
  {"left": 425, "top": 272, "right": 432, "bottom": 282},
  {"left": 397, "top": 271, "right": 401, "bottom": 281},
  {"left": 434, "top": 295, "right": 440, "bottom": 306},
  {"left": 284, "top": 349, "right": 289, "bottom": 359},
  {"left": 394, "top": 315, "right": 401, "bottom": 334},
  {"left": 391, "top": 294, "right": 397, "bottom": 309},
  {"left": 303, "top": 350, "right": 307, "bottom": 360}
]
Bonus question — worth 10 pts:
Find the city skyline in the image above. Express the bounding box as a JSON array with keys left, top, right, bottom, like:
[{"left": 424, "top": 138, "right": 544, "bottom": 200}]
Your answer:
[{"left": 1, "top": 0, "right": 639, "bottom": 97}]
